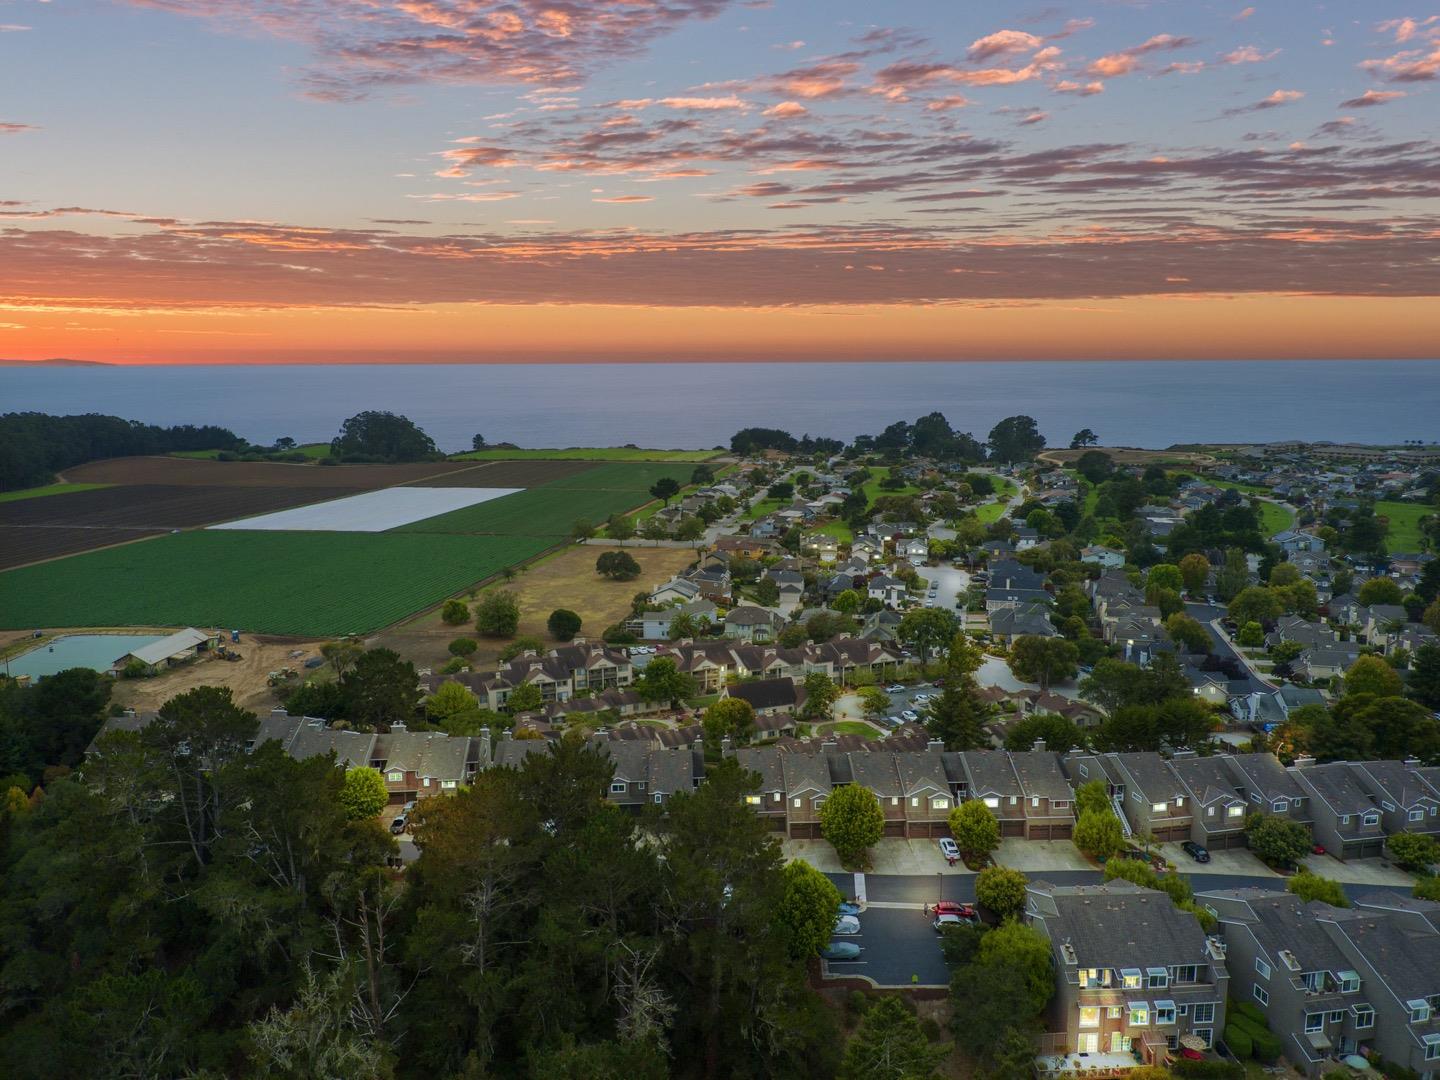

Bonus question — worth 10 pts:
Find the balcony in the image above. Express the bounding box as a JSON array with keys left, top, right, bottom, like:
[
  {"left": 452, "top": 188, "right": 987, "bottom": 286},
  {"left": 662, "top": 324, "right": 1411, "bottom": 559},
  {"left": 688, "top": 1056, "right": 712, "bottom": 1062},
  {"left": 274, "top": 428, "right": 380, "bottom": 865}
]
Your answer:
[{"left": 1036, "top": 1052, "right": 1146, "bottom": 1079}]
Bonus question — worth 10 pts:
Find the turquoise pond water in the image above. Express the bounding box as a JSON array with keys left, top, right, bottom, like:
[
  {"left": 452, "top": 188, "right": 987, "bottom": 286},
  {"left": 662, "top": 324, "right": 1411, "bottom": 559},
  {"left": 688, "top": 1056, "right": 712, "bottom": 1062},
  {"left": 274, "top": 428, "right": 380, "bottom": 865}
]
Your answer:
[{"left": 6, "top": 634, "right": 163, "bottom": 679}]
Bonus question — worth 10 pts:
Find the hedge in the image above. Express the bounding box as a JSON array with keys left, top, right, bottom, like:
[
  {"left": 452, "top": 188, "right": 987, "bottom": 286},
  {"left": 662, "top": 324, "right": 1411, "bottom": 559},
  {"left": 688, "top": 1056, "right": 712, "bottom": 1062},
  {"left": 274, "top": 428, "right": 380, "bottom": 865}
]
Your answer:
[
  {"left": 1229, "top": 1000, "right": 1267, "bottom": 1026},
  {"left": 1223, "top": 1025, "right": 1252, "bottom": 1059},
  {"left": 1172, "top": 1059, "right": 1244, "bottom": 1080}
]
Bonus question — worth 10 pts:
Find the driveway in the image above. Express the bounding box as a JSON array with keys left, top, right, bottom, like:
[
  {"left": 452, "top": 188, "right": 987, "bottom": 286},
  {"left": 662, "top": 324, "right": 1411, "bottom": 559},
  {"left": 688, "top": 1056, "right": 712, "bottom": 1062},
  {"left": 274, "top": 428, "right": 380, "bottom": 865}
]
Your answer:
[
  {"left": 1301, "top": 853, "right": 1414, "bottom": 886},
  {"left": 922, "top": 563, "right": 970, "bottom": 613},
  {"left": 976, "top": 656, "right": 1087, "bottom": 701},
  {"left": 782, "top": 837, "right": 970, "bottom": 877},
  {"left": 1158, "top": 843, "right": 1279, "bottom": 878},
  {"left": 994, "top": 838, "right": 1094, "bottom": 872}
]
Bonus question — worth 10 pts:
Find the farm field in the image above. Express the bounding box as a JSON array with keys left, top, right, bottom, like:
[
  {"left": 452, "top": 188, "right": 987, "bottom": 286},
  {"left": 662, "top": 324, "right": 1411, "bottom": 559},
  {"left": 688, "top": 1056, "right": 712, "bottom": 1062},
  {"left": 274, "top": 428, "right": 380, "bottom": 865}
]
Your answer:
[
  {"left": 1377, "top": 500, "right": 1429, "bottom": 551},
  {"left": 406, "top": 459, "right": 596, "bottom": 488},
  {"left": 0, "top": 482, "right": 112, "bottom": 503},
  {"left": 0, "top": 525, "right": 168, "bottom": 571},
  {"left": 212, "top": 486, "right": 521, "bottom": 532},
  {"left": 399, "top": 484, "right": 651, "bottom": 537},
  {"left": 0, "top": 484, "right": 356, "bottom": 530},
  {"left": 0, "top": 530, "right": 557, "bottom": 636},
  {"left": 63, "top": 455, "right": 473, "bottom": 488},
  {"left": 452, "top": 447, "right": 721, "bottom": 462},
  {"left": 546, "top": 462, "right": 697, "bottom": 492},
  {"left": 172, "top": 443, "right": 331, "bottom": 460}
]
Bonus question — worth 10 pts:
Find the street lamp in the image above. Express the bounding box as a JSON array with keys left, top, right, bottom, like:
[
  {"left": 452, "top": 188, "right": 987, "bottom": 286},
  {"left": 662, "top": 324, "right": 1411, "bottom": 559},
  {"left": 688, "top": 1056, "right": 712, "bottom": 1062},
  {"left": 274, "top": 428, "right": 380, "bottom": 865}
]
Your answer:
[{"left": 936, "top": 870, "right": 942, "bottom": 905}]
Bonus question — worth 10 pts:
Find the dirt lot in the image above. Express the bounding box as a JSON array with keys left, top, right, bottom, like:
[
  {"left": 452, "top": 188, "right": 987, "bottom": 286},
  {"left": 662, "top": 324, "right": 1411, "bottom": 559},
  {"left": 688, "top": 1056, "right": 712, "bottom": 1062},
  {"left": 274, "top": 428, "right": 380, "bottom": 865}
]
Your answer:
[
  {"left": 408, "top": 459, "right": 599, "bottom": 488},
  {"left": 1038, "top": 446, "right": 1217, "bottom": 467},
  {"left": 371, "top": 545, "right": 698, "bottom": 670},
  {"left": 61, "top": 455, "right": 474, "bottom": 488},
  {"left": 110, "top": 636, "right": 323, "bottom": 714}
]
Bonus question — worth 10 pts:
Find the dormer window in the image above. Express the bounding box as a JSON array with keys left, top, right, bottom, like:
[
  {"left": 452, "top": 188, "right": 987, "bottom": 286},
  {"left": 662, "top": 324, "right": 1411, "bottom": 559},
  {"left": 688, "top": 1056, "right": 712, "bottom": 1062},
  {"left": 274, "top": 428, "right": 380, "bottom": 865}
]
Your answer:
[
  {"left": 1152, "top": 802, "right": 1167, "bottom": 814},
  {"left": 1409, "top": 999, "right": 1431, "bottom": 1023},
  {"left": 1121, "top": 968, "right": 1142, "bottom": 989},
  {"left": 1147, "top": 968, "right": 1169, "bottom": 989},
  {"left": 1272, "top": 799, "right": 1288, "bottom": 812},
  {"left": 610, "top": 782, "right": 627, "bottom": 793},
  {"left": 1362, "top": 812, "right": 1379, "bottom": 827},
  {"left": 1338, "top": 971, "right": 1360, "bottom": 993}
]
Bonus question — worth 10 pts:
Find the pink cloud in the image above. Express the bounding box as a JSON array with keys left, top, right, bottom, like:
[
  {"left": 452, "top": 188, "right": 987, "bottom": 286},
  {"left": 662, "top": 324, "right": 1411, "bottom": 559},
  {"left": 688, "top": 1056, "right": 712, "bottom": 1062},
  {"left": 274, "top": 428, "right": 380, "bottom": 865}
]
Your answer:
[
  {"left": 1362, "top": 44, "right": 1440, "bottom": 82},
  {"left": 1377, "top": 16, "right": 1439, "bottom": 43},
  {"left": 1233, "top": 6, "right": 1256, "bottom": 20},
  {"left": 592, "top": 194, "right": 653, "bottom": 203},
  {"left": 1087, "top": 33, "right": 1199, "bottom": 78},
  {"left": 762, "top": 101, "right": 808, "bottom": 118},
  {"left": 1339, "top": 89, "right": 1407, "bottom": 107},
  {"left": 924, "top": 95, "right": 971, "bottom": 112},
  {"left": 1, "top": 121, "right": 37, "bottom": 134},
  {"left": 1220, "top": 45, "right": 1280, "bottom": 64},
  {"left": 1222, "top": 89, "right": 1304, "bottom": 116},
  {"left": 1055, "top": 80, "right": 1104, "bottom": 96},
  {"left": 658, "top": 95, "right": 747, "bottom": 110},
  {"left": 966, "top": 29, "right": 1043, "bottom": 62}
]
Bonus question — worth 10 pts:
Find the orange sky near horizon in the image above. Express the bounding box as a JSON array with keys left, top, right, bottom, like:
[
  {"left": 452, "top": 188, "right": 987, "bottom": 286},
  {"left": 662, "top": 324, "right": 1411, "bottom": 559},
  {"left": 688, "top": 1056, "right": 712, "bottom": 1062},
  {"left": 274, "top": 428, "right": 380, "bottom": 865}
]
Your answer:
[{"left": 6, "top": 294, "right": 1440, "bottom": 365}]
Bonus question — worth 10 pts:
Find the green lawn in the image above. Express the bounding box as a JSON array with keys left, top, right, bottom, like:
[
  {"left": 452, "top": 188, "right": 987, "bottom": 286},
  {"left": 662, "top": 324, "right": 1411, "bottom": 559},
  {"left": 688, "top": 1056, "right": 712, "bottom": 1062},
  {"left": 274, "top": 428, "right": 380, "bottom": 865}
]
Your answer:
[
  {"left": 743, "top": 498, "right": 783, "bottom": 521},
  {"left": 812, "top": 519, "right": 854, "bottom": 542},
  {"left": 975, "top": 499, "right": 1009, "bottom": 524},
  {"left": 0, "top": 531, "right": 556, "bottom": 636},
  {"left": 1206, "top": 477, "right": 1272, "bottom": 495},
  {"left": 1257, "top": 500, "right": 1295, "bottom": 536},
  {"left": 0, "top": 482, "right": 112, "bottom": 503},
  {"left": 1377, "top": 500, "right": 1430, "bottom": 551},
  {"left": 861, "top": 466, "right": 921, "bottom": 504},
  {"left": 452, "top": 447, "right": 720, "bottom": 462},
  {"left": 172, "top": 443, "right": 330, "bottom": 460},
  {"left": 818, "top": 721, "right": 881, "bottom": 739}
]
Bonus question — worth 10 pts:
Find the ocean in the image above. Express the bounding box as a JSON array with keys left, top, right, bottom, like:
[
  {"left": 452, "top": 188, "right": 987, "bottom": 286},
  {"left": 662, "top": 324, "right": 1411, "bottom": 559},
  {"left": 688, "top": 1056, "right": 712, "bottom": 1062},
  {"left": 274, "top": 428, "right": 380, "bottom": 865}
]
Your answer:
[{"left": 4, "top": 360, "right": 1437, "bottom": 453}]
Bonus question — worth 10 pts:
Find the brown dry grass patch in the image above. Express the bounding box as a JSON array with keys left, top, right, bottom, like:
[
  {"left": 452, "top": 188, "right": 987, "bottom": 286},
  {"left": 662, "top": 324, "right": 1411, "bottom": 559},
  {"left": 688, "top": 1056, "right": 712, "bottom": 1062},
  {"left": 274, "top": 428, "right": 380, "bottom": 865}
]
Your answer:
[{"left": 371, "top": 544, "right": 698, "bottom": 671}]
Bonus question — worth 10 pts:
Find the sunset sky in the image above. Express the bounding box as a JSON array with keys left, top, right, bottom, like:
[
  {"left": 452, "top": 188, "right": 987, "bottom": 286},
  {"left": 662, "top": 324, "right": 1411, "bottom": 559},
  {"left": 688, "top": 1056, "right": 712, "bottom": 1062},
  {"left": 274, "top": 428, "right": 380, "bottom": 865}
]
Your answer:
[{"left": 2, "top": 1, "right": 1438, "bottom": 363}]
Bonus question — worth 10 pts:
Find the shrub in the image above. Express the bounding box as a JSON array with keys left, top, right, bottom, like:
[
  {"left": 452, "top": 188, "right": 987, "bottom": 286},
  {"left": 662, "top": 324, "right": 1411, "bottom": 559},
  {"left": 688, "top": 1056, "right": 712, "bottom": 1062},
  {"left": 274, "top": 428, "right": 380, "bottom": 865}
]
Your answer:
[
  {"left": 1222, "top": 1025, "right": 1252, "bottom": 1060},
  {"left": 440, "top": 598, "right": 469, "bottom": 625},
  {"left": 448, "top": 637, "right": 478, "bottom": 657},
  {"left": 1229, "top": 1000, "right": 1267, "bottom": 1027},
  {"left": 547, "top": 608, "right": 582, "bottom": 641},
  {"left": 845, "top": 990, "right": 870, "bottom": 1020},
  {"left": 1250, "top": 1028, "right": 1283, "bottom": 1063},
  {"left": 1172, "top": 1060, "right": 1243, "bottom": 1080}
]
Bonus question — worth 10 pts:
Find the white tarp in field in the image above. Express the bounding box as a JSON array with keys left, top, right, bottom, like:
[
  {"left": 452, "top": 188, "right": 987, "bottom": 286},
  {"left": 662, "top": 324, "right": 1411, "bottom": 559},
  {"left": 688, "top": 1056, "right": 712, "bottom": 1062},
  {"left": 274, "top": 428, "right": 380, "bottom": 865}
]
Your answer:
[{"left": 209, "top": 487, "right": 521, "bottom": 532}]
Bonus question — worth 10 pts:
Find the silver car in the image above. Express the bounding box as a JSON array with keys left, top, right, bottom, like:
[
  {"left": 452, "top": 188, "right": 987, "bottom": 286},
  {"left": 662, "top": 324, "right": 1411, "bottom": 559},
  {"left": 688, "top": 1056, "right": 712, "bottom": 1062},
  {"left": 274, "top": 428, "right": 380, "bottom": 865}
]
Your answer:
[{"left": 833, "top": 914, "right": 861, "bottom": 935}]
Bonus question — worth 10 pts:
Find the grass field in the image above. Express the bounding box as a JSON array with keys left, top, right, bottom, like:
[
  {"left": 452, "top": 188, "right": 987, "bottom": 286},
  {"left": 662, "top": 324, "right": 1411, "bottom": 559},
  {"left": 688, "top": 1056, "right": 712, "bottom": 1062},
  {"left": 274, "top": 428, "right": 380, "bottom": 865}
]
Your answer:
[
  {"left": 452, "top": 447, "right": 720, "bottom": 462},
  {"left": 0, "top": 483, "right": 111, "bottom": 503},
  {"left": 861, "top": 466, "right": 920, "bottom": 503},
  {"left": 817, "top": 721, "right": 881, "bottom": 739},
  {"left": 1377, "top": 500, "right": 1430, "bottom": 551},
  {"left": 1206, "top": 477, "right": 1272, "bottom": 495},
  {"left": 0, "top": 531, "right": 556, "bottom": 636},
  {"left": 1257, "top": 500, "right": 1295, "bottom": 535},
  {"left": 813, "top": 519, "right": 854, "bottom": 542},
  {"left": 172, "top": 443, "right": 331, "bottom": 460},
  {"left": 975, "top": 498, "right": 1010, "bottom": 524},
  {"left": 547, "top": 462, "right": 697, "bottom": 492}
]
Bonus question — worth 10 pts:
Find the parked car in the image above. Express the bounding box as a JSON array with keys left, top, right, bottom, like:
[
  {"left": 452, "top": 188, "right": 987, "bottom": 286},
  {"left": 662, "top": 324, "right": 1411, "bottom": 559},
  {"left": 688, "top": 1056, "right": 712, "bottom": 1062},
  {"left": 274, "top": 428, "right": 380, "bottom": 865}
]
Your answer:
[
  {"left": 901, "top": 709, "right": 919, "bottom": 722},
  {"left": 389, "top": 813, "right": 409, "bottom": 835},
  {"left": 833, "top": 915, "right": 861, "bottom": 935},
  {"left": 820, "top": 941, "right": 862, "bottom": 961},
  {"left": 933, "top": 901, "right": 978, "bottom": 922},
  {"left": 933, "top": 913, "right": 969, "bottom": 932},
  {"left": 1181, "top": 841, "right": 1211, "bottom": 864},
  {"left": 886, "top": 684, "right": 905, "bottom": 693},
  {"left": 938, "top": 837, "right": 960, "bottom": 865},
  {"left": 912, "top": 693, "right": 932, "bottom": 705},
  {"left": 837, "top": 901, "right": 862, "bottom": 916}
]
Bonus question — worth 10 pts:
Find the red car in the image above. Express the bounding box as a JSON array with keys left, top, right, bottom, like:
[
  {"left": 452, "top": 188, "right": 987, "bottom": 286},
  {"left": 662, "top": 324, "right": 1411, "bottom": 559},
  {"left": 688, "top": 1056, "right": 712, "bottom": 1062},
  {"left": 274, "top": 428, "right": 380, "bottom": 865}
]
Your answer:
[{"left": 933, "top": 901, "right": 978, "bottom": 921}]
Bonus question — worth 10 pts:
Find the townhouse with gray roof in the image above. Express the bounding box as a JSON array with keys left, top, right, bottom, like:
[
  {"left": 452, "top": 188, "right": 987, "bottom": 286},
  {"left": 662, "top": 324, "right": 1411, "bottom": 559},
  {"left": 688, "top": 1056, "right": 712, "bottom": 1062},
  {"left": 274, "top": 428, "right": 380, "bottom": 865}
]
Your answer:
[
  {"left": 1027, "top": 881, "right": 1230, "bottom": 1064},
  {"left": 1168, "top": 752, "right": 1250, "bottom": 849},
  {"left": 1201, "top": 888, "right": 1440, "bottom": 1078},
  {"left": 1291, "top": 761, "right": 1388, "bottom": 860}
]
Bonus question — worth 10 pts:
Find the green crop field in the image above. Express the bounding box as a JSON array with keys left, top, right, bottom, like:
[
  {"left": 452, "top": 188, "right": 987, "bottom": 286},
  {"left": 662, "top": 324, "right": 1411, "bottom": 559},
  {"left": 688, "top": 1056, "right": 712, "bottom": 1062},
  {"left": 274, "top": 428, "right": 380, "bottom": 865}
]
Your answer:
[
  {"left": 0, "top": 531, "right": 555, "bottom": 636},
  {"left": 0, "top": 483, "right": 112, "bottom": 504},
  {"left": 547, "top": 462, "right": 698, "bottom": 492},
  {"left": 452, "top": 447, "right": 720, "bottom": 462},
  {"left": 1377, "top": 501, "right": 1430, "bottom": 551}
]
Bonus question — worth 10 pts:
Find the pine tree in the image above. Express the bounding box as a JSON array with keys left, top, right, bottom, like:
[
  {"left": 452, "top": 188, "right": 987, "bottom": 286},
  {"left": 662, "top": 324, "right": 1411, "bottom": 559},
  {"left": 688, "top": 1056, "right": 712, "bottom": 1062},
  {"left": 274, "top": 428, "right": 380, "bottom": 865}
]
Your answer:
[{"left": 924, "top": 632, "right": 988, "bottom": 750}]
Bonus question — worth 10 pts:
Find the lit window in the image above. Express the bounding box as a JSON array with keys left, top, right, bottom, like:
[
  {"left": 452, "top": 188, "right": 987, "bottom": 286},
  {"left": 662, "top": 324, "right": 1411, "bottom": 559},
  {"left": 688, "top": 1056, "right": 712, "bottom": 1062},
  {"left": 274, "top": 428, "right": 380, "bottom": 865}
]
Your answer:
[
  {"left": 984, "top": 797, "right": 1000, "bottom": 808},
  {"left": 933, "top": 798, "right": 949, "bottom": 809},
  {"left": 745, "top": 795, "right": 761, "bottom": 805},
  {"left": 387, "top": 771, "right": 403, "bottom": 782},
  {"left": 1129, "top": 1004, "right": 1149, "bottom": 1026},
  {"left": 1207, "top": 807, "right": 1215, "bottom": 817},
  {"left": 911, "top": 797, "right": 919, "bottom": 807},
  {"left": 1122, "top": 969, "right": 1142, "bottom": 989},
  {"left": 1227, "top": 805, "right": 1245, "bottom": 818},
  {"left": 1080, "top": 1007, "right": 1100, "bottom": 1029},
  {"left": 793, "top": 797, "right": 801, "bottom": 807},
  {"left": 1152, "top": 802, "right": 1167, "bottom": 814},
  {"left": 441, "top": 780, "right": 456, "bottom": 790},
  {"left": 1253, "top": 985, "right": 1269, "bottom": 1007},
  {"left": 1107, "top": 1006, "right": 1122, "bottom": 1020}
]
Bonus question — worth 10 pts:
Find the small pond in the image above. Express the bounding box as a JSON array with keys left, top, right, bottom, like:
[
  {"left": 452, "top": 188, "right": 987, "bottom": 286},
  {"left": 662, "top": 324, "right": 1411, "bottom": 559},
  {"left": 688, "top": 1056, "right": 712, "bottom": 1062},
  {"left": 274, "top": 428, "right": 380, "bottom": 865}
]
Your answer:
[{"left": 6, "top": 633, "right": 164, "bottom": 680}]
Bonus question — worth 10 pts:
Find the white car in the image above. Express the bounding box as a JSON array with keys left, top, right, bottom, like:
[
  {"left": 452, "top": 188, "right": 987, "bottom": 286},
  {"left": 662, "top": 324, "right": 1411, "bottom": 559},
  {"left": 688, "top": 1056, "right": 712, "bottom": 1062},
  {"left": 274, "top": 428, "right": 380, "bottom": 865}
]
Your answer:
[
  {"left": 901, "top": 709, "right": 919, "bottom": 722},
  {"left": 833, "top": 914, "right": 861, "bottom": 935},
  {"left": 938, "top": 837, "right": 960, "bottom": 862},
  {"left": 886, "top": 684, "right": 905, "bottom": 693},
  {"left": 912, "top": 694, "right": 931, "bottom": 705}
]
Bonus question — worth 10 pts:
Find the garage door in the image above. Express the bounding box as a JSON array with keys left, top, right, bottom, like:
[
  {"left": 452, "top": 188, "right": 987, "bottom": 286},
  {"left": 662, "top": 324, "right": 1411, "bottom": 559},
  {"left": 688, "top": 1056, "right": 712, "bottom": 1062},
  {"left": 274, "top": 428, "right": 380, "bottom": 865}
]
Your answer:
[
  {"left": 1001, "top": 819, "right": 1026, "bottom": 837},
  {"left": 1154, "top": 825, "right": 1190, "bottom": 843},
  {"left": 790, "top": 822, "right": 822, "bottom": 839},
  {"left": 1210, "top": 832, "right": 1246, "bottom": 851},
  {"left": 1029, "top": 823, "right": 1073, "bottom": 840},
  {"left": 910, "top": 822, "right": 949, "bottom": 839},
  {"left": 884, "top": 820, "right": 906, "bottom": 837}
]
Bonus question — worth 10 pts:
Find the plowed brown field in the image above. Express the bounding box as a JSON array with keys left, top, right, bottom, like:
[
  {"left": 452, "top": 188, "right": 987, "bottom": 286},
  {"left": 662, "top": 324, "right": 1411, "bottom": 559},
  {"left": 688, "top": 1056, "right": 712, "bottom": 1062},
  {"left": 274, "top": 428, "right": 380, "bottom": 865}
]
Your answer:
[{"left": 62, "top": 456, "right": 472, "bottom": 488}]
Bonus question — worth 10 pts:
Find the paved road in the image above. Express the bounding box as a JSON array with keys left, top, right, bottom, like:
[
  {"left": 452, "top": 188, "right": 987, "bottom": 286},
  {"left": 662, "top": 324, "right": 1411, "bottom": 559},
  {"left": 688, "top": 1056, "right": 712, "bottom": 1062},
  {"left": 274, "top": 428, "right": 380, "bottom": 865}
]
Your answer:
[
  {"left": 1185, "top": 600, "right": 1272, "bottom": 694},
  {"left": 819, "top": 869, "right": 1414, "bottom": 988}
]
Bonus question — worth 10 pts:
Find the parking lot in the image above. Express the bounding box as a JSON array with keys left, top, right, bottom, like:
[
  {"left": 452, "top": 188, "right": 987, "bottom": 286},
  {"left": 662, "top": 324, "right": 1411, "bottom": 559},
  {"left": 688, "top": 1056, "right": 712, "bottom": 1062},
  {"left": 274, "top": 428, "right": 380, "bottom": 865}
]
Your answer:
[{"left": 822, "top": 874, "right": 955, "bottom": 987}]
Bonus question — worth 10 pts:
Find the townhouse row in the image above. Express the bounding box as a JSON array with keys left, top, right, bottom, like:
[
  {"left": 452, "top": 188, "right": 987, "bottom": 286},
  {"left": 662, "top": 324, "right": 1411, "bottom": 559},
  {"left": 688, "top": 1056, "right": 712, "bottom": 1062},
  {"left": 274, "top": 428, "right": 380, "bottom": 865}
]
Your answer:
[{"left": 1028, "top": 881, "right": 1440, "bottom": 1080}]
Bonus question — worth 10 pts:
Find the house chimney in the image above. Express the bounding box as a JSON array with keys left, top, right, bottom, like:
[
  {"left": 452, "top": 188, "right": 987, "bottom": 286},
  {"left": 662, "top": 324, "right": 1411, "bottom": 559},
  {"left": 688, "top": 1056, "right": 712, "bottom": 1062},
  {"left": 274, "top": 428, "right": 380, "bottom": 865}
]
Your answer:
[
  {"left": 1032, "top": 738, "right": 1047, "bottom": 753},
  {"left": 1293, "top": 755, "right": 1316, "bottom": 768},
  {"left": 721, "top": 735, "right": 732, "bottom": 751},
  {"left": 927, "top": 739, "right": 944, "bottom": 752},
  {"left": 391, "top": 722, "right": 407, "bottom": 733},
  {"left": 821, "top": 739, "right": 838, "bottom": 751}
]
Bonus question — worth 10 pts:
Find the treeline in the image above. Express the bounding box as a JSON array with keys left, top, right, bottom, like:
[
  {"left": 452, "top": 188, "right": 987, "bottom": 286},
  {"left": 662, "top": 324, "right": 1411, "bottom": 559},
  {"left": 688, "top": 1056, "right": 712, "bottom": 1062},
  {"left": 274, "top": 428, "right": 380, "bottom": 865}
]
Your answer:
[
  {"left": 0, "top": 686, "right": 846, "bottom": 1079},
  {"left": 730, "top": 412, "right": 1047, "bottom": 464},
  {"left": 0, "top": 412, "right": 244, "bottom": 490}
]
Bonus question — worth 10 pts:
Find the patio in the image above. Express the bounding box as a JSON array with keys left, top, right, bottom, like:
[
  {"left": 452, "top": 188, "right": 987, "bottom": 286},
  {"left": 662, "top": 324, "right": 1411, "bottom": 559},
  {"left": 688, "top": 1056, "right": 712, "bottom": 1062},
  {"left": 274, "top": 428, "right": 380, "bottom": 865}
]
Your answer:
[{"left": 1036, "top": 1052, "right": 1146, "bottom": 1079}]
